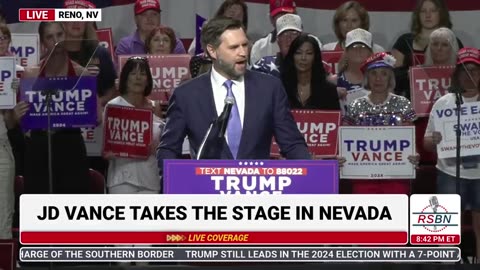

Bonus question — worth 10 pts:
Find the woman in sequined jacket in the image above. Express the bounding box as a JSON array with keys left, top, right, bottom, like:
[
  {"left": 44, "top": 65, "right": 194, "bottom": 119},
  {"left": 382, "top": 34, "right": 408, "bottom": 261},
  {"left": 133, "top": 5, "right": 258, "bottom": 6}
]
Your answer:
[{"left": 343, "top": 52, "right": 420, "bottom": 194}]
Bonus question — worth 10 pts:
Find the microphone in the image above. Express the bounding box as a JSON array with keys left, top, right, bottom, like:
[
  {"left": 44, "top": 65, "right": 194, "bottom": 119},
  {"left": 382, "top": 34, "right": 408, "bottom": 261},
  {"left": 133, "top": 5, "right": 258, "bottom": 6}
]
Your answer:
[
  {"left": 217, "top": 96, "right": 235, "bottom": 138},
  {"left": 196, "top": 97, "right": 235, "bottom": 160},
  {"left": 41, "top": 89, "right": 60, "bottom": 98},
  {"left": 429, "top": 196, "right": 439, "bottom": 213},
  {"left": 429, "top": 196, "right": 439, "bottom": 230}
]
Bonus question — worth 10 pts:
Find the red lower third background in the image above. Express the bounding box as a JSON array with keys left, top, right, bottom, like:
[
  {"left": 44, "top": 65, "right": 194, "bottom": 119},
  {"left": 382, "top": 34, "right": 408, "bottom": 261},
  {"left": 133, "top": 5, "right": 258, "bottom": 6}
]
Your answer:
[{"left": 21, "top": 231, "right": 408, "bottom": 245}]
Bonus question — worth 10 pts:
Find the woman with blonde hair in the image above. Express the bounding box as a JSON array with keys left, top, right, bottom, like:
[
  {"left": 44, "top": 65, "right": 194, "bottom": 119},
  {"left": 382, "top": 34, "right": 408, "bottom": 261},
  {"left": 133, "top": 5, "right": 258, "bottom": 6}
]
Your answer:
[
  {"left": 336, "top": 28, "right": 374, "bottom": 112},
  {"left": 323, "top": 1, "right": 384, "bottom": 53},
  {"left": 344, "top": 52, "right": 419, "bottom": 194},
  {"left": 14, "top": 22, "right": 92, "bottom": 194},
  {"left": 62, "top": 0, "right": 117, "bottom": 175},
  {"left": 392, "top": 0, "right": 463, "bottom": 99},
  {"left": 423, "top": 27, "right": 459, "bottom": 66},
  {"left": 415, "top": 27, "right": 459, "bottom": 167},
  {"left": 0, "top": 23, "right": 17, "bottom": 240}
]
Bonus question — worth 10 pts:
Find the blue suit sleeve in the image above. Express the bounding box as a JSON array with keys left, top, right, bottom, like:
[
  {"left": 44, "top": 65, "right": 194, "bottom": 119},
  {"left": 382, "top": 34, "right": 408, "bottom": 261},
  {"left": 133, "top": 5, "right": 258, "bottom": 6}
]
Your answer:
[{"left": 156, "top": 89, "right": 188, "bottom": 174}]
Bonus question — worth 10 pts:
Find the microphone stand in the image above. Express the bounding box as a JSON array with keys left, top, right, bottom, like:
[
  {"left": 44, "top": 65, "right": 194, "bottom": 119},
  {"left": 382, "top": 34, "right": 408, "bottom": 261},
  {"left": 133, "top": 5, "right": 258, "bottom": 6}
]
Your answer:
[
  {"left": 196, "top": 119, "right": 216, "bottom": 160},
  {"left": 40, "top": 88, "right": 58, "bottom": 270},
  {"left": 41, "top": 89, "right": 59, "bottom": 195},
  {"left": 196, "top": 98, "right": 234, "bottom": 159},
  {"left": 454, "top": 90, "right": 463, "bottom": 192}
]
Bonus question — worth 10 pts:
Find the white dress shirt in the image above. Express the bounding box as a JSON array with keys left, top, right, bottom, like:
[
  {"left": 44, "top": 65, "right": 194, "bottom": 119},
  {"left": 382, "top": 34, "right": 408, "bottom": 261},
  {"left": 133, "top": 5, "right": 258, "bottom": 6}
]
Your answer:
[{"left": 210, "top": 66, "right": 245, "bottom": 128}]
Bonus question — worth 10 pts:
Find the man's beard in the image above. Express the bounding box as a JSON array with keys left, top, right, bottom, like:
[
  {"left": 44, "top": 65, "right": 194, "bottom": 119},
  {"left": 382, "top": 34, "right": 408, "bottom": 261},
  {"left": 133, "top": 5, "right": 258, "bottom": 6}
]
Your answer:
[{"left": 216, "top": 54, "right": 245, "bottom": 80}]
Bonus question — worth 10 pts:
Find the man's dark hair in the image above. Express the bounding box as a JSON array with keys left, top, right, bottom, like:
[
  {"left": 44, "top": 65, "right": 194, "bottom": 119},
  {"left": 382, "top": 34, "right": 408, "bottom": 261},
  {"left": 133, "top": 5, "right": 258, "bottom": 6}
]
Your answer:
[{"left": 200, "top": 16, "right": 244, "bottom": 57}]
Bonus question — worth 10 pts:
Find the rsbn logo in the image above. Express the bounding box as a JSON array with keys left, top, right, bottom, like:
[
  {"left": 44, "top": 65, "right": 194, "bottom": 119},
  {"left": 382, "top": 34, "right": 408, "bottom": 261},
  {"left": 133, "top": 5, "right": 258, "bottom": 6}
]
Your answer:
[{"left": 412, "top": 196, "right": 459, "bottom": 233}]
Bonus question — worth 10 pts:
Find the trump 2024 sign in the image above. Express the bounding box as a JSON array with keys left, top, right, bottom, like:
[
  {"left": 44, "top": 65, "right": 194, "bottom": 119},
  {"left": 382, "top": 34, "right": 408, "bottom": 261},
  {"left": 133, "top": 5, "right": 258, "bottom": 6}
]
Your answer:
[{"left": 339, "top": 126, "right": 416, "bottom": 179}]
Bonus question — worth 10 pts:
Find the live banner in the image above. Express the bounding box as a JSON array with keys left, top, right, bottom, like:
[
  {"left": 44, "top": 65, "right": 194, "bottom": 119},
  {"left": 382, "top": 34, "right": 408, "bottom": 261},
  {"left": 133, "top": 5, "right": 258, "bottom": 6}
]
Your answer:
[
  {"left": 118, "top": 54, "right": 191, "bottom": 105},
  {"left": 96, "top": 28, "right": 114, "bottom": 60},
  {"left": 0, "top": 57, "right": 16, "bottom": 109},
  {"left": 103, "top": 105, "right": 153, "bottom": 159},
  {"left": 410, "top": 66, "right": 454, "bottom": 116},
  {"left": 10, "top": 33, "right": 40, "bottom": 68},
  {"left": 433, "top": 101, "right": 480, "bottom": 159},
  {"left": 19, "top": 76, "right": 97, "bottom": 130},
  {"left": 321, "top": 51, "right": 343, "bottom": 75},
  {"left": 271, "top": 110, "right": 341, "bottom": 157},
  {"left": 163, "top": 160, "right": 339, "bottom": 194},
  {"left": 339, "top": 126, "right": 416, "bottom": 179}
]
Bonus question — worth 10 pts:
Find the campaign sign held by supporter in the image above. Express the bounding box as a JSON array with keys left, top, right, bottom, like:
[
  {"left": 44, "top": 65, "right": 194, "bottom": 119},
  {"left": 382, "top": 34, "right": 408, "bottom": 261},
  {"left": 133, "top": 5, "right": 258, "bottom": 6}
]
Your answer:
[
  {"left": 10, "top": 33, "right": 40, "bottom": 67},
  {"left": 339, "top": 126, "right": 416, "bottom": 179},
  {"left": 321, "top": 51, "right": 343, "bottom": 75},
  {"left": 433, "top": 101, "right": 480, "bottom": 159},
  {"left": 19, "top": 76, "right": 97, "bottom": 130},
  {"left": 103, "top": 105, "right": 153, "bottom": 159},
  {"left": 271, "top": 110, "right": 341, "bottom": 157},
  {"left": 82, "top": 125, "right": 103, "bottom": 156},
  {"left": 0, "top": 56, "right": 16, "bottom": 109},
  {"left": 96, "top": 28, "right": 114, "bottom": 60},
  {"left": 410, "top": 66, "right": 454, "bottom": 116},
  {"left": 163, "top": 160, "right": 339, "bottom": 194},
  {"left": 118, "top": 55, "right": 191, "bottom": 105}
]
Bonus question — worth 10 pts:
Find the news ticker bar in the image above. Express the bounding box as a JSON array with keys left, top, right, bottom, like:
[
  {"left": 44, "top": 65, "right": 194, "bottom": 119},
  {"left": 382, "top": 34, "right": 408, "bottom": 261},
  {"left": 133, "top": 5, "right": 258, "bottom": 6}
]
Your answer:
[{"left": 20, "top": 247, "right": 460, "bottom": 263}]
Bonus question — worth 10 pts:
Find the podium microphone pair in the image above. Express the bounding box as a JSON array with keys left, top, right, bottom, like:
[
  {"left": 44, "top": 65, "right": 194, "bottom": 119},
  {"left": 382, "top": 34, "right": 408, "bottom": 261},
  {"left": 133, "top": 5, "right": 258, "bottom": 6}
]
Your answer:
[{"left": 196, "top": 96, "right": 235, "bottom": 160}]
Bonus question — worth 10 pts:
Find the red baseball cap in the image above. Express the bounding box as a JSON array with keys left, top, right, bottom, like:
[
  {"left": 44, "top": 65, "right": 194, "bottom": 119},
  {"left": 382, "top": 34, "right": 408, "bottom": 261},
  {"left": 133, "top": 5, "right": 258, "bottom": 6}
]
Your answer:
[
  {"left": 456, "top": 47, "right": 480, "bottom": 66},
  {"left": 270, "top": 0, "right": 295, "bottom": 17},
  {"left": 360, "top": 52, "right": 397, "bottom": 74},
  {"left": 134, "top": 0, "right": 161, "bottom": 15},
  {"left": 64, "top": 0, "right": 96, "bottom": 9}
]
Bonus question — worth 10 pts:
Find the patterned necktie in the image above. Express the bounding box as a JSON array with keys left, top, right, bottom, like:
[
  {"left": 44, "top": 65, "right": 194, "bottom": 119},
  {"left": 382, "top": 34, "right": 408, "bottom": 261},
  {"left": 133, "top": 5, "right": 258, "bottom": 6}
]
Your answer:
[{"left": 224, "top": 80, "right": 242, "bottom": 159}]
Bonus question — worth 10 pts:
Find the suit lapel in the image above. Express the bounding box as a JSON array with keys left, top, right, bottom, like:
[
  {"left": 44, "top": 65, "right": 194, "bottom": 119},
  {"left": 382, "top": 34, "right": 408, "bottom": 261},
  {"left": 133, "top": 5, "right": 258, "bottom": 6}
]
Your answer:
[
  {"left": 198, "top": 73, "right": 217, "bottom": 123},
  {"left": 237, "top": 71, "right": 255, "bottom": 158},
  {"left": 200, "top": 72, "right": 233, "bottom": 159}
]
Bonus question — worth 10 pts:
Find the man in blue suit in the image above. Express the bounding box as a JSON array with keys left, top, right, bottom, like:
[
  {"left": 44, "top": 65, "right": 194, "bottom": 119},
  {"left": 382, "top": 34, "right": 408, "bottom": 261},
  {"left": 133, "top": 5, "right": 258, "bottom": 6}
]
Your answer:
[{"left": 157, "top": 17, "right": 310, "bottom": 170}]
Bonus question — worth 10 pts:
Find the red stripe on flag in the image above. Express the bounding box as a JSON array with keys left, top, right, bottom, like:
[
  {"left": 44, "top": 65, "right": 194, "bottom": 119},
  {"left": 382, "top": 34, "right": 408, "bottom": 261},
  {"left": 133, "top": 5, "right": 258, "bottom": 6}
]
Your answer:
[
  {"left": 21, "top": 231, "right": 407, "bottom": 245},
  {"left": 244, "top": 0, "right": 480, "bottom": 11}
]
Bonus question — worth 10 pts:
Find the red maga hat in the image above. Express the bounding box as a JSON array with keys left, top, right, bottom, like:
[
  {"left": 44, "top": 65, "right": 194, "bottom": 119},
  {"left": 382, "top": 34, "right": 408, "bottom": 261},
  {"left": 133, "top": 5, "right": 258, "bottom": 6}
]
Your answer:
[
  {"left": 360, "top": 52, "right": 397, "bottom": 73},
  {"left": 64, "top": 0, "right": 96, "bottom": 9},
  {"left": 456, "top": 47, "right": 480, "bottom": 66},
  {"left": 135, "top": 0, "right": 161, "bottom": 15},
  {"left": 270, "top": 0, "right": 295, "bottom": 17}
]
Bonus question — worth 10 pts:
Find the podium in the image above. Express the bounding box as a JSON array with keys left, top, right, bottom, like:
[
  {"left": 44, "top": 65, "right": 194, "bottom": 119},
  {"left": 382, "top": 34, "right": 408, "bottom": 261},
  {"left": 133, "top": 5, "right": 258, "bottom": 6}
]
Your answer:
[{"left": 163, "top": 159, "right": 339, "bottom": 194}]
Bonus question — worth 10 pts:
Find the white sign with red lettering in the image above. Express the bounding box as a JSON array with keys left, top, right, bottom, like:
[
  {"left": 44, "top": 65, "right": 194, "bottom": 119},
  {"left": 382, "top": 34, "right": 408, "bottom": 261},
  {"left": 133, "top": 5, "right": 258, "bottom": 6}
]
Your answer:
[{"left": 82, "top": 125, "right": 103, "bottom": 157}]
